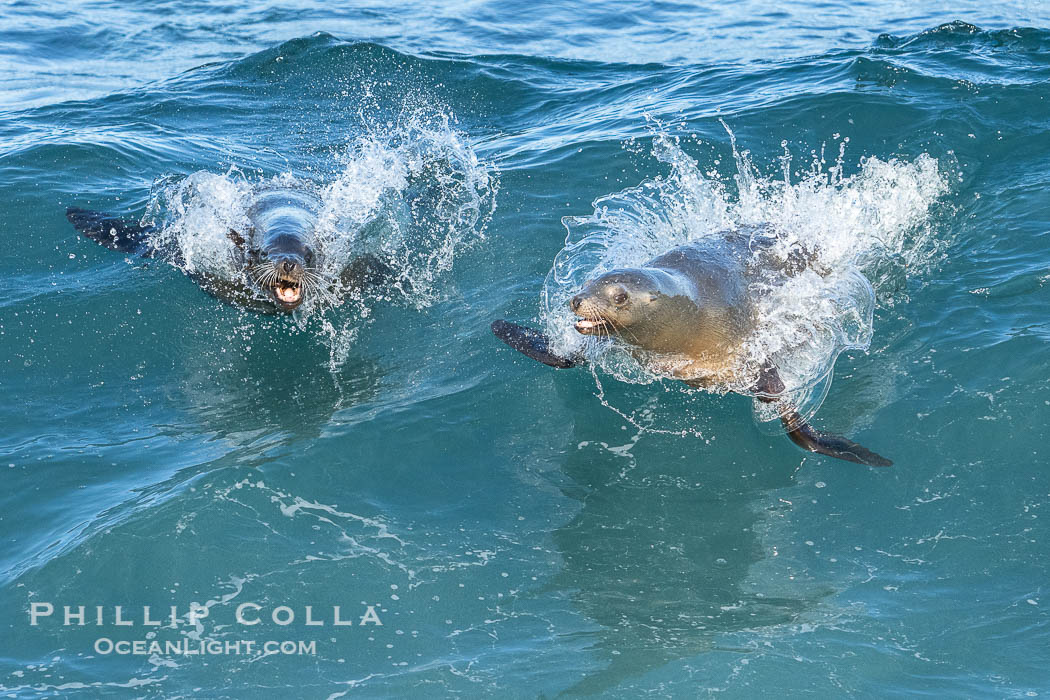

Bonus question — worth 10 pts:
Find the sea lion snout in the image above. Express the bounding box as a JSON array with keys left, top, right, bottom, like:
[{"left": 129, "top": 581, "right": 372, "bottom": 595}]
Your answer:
[
  {"left": 570, "top": 273, "right": 652, "bottom": 336},
  {"left": 569, "top": 289, "right": 610, "bottom": 335},
  {"left": 248, "top": 252, "right": 309, "bottom": 311},
  {"left": 269, "top": 253, "right": 305, "bottom": 279}
]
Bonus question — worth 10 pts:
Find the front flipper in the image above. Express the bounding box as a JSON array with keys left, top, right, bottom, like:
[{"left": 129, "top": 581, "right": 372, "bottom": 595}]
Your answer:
[
  {"left": 191, "top": 273, "right": 283, "bottom": 315},
  {"left": 491, "top": 320, "right": 581, "bottom": 369},
  {"left": 754, "top": 363, "right": 892, "bottom": 467},
  {"left": 66, "top": 207, "right": 155, "bottom": 257},
  {"left": 341, "top": 254, "right": 397, "bottom": 292}
]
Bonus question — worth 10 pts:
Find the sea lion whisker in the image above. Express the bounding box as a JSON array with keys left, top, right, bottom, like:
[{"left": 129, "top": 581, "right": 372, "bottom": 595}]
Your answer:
[
  {"left": 302, "top": 269, "right": 326, "bottom": 287},
  {"left": 300, "top": 275, "right": 337, "bottom": 306},
  {"left": 302, "top": 276, "right": 322, "bottom": 298},
  {"left": 303, "top": 271, "right": 326, "bottom": 292},
  {"left": 601, "top": 311, "right": 640, "bottom": 345},
  {"left": 250, "top": 263, "right": 280, "bottom": 287},
  {"left": 597, "top": 311, "right": 615, "bottom": 341},
  {"left": 313, "top": 275, "right": 346, "bottom": 305}
]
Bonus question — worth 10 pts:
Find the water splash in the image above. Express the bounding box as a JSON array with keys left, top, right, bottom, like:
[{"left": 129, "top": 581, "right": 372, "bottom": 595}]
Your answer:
[
  {"left": 143, "top": 109, "right": 498, "bottom": 366},
  {"left": 542, "top": 129, "right": 948, "bottom": 432}
]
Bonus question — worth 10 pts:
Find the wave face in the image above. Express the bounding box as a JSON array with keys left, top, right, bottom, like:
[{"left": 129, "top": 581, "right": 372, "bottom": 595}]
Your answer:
[{"left": 4, "top": 7, "right": 1050, "bottom": 699}]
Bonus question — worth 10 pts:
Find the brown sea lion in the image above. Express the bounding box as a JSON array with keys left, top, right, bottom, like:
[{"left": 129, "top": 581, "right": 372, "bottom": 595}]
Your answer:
[{"left": 493, "top": 229, "right": 891, "bottom": 467}]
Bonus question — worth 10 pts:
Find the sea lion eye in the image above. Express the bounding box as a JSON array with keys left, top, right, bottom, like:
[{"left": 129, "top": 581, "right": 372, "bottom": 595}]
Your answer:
[{"left": 613, "top": 292, "right": 628, "bottom": 305}]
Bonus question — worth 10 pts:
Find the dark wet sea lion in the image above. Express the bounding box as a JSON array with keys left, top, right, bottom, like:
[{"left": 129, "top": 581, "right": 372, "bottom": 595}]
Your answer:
[
  {"left": 493, "top": 229, "right": 892, "bottom": 467},
  {"left": 240, "top": 187, "right": 323, "bottom": 311},
  {"left": 67, "top": 184, "right": 392, "bottom": 313}
]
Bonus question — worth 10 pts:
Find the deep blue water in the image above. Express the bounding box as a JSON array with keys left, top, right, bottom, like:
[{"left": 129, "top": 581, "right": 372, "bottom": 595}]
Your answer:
[{"left": 4, "top": 1, "right": 1050, "bottom": 697}]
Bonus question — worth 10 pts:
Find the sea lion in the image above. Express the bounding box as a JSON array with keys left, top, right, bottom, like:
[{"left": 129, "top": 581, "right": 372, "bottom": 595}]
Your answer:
[
  {"left": 492, "top": 228, "right": 892, "bottom": 467},
  {"left": 67, "top": 184, "right": 392, "bottom": 313}
]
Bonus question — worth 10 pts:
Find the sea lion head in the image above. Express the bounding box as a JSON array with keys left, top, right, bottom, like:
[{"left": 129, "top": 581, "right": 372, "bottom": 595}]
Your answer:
[
  {"left": 248, "top": 233, "right": 317, "bottom": 311},
  {"left": 569, "top": 268, "right": 702, "bottom": 353}
]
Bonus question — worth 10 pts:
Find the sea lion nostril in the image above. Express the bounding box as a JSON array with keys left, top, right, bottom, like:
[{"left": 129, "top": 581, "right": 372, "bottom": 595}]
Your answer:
[{"left": 282, "top": 261, "right": 296, "bottom": 274}]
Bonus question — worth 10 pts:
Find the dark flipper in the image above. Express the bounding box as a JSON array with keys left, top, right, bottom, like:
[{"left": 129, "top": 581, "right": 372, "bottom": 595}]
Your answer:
[
  {"left": 755, "top": 363, "right": 892, "bottom": 467},
  {"left": 341, "top": 254, "right": 397, "bottom": 291},
  {"left": 491, "top": 319, "right": 580, "bottom": 369},
  {"left": 66, "top": 207, "right": 155, "bottom": 256},
  {"left": 780, "top": 412, "right": 893, "bottom": 467}
]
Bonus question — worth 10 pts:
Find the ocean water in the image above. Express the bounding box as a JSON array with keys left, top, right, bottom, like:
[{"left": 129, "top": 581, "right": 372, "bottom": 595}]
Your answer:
[{"left": 4, "top": 1, "right": 1050, "bottom": 697}]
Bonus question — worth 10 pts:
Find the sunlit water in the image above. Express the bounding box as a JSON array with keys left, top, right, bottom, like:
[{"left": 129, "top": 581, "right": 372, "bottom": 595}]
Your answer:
[{"left": 3, "top": 2, "right": 1050, "bottom": 697}]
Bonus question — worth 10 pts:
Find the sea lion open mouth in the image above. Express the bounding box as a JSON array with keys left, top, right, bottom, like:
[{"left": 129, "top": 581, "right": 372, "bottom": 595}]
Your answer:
[
  {"left": 574, "top": 317, "right": 610, "bottom": 335},
  {"left": 270, "top": 272, "right": 304, "bottom": 308},
  {"left": 250, "top": 261, "right": 308, "bottom": 311},
  {"left": 274, "top": 281, "right": 302, "bottom": 305}
]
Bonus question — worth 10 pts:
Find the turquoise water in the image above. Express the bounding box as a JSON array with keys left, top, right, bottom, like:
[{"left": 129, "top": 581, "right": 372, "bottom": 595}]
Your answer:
[{"left": 4, "top": 1, "right": 1050, "bottom": 696}]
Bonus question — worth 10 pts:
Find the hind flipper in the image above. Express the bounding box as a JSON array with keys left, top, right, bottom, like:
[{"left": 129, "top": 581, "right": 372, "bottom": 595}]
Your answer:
[
  {"left": 67, "top": 207, "right": 155, "bottom": 256},
  {"left": 491, "top": 320, "right": 581, "bottom": 369},
  {"left": 754, "top": 363, "right": 892, "bottom": 467},
  {"left": 780, "top": 412, "right": 892, "bottom": 467}
]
